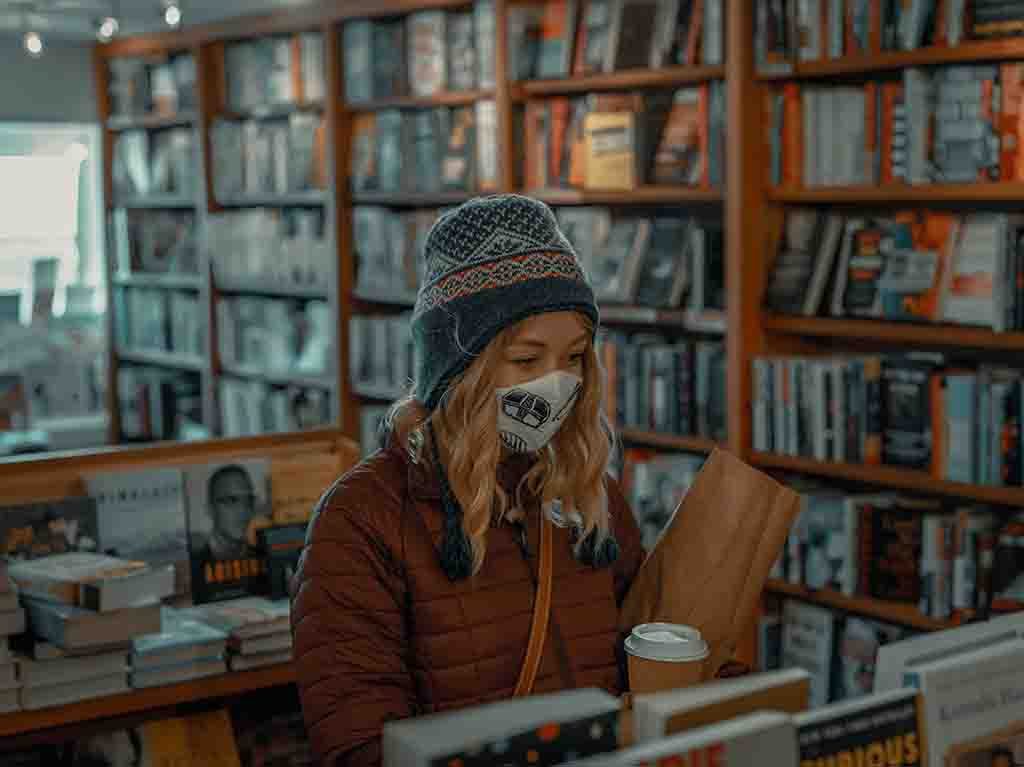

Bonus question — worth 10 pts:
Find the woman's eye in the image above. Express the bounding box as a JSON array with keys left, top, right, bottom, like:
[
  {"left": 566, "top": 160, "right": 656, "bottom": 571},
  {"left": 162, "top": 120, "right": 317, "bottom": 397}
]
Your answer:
[
  {"left": 569, "top": 353, "right": 585, "bottom": 365},
  {"left": 512, "top": 358, "right": 537, "bottom": 367}
]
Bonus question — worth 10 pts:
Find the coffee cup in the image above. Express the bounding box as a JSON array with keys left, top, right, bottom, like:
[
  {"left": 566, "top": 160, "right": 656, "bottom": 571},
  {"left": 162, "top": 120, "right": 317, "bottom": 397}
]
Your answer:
[{"left": 624, "top": 622, "right": 709, "bottom": 694}]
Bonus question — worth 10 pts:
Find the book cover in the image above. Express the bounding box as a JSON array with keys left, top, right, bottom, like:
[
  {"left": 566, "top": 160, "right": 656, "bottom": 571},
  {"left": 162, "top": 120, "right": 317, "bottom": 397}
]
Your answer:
[
  {"left": 86, "top": 467, "right": 189, "bottom": 597},
  {"left": 796, "top": 688, "right": 922, "bottom": 767},
  {"left": 0, "top": 497, "right": 99, "bottom": 562},
  {"left": 179, "top": 596, "right": 289, "bottom": 640},
  {"left": 183, "top": 459, "right": 271, "bottom": 604}
]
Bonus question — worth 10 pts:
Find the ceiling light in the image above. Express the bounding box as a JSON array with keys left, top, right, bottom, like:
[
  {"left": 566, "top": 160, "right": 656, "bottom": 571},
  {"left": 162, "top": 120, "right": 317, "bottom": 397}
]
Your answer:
[
  {"left": 96, "top": 16, "right": 119, "bottom": 42},
  {"left": 163, "top": 3, "right": 181, "bottom": 27},
  {"left": 23, "top": 30, "right": 43, "bottom": 58}
]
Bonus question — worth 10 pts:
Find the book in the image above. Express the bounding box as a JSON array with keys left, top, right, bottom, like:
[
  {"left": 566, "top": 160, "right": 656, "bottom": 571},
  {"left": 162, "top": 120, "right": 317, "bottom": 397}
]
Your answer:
[
  {"left": 795, "top": 688, "right": 922, "bottom": 767},
  {"left": 131, "top": 605, "right": 228, "bottom": 670},
  {"left": 16, "top": 647, "right": 128, "bottom": 689},
  {"left": 20, "top": 671, "right": 129, "bottom": 711},
  {"left": 22, "top": 598, "right": 161, "bottom": 651},
  {"left": 560, "top": 711, "right": 798, "bottom": 766},
  {"left": 8, "top": 552, "right": 173, "bottom": 612},
  {"left": 269, "top": 452, "right": 341, "bottom": 526},
  {"left": 179, "top": 596, "right": 289, "bottom": 640},
  {"left": 874, "top": 613, "right": 1024, "bottom": 692},
  {"left": 229, "top": 629, "right": 291, "bottom": 656},
  {"left": 904, "top": 638, "right": 1024, "bottom": 767},
  {"left": 184, "top": 459, "right": 271, "bottom": 604},
  {"left": 228, "top": 648, "right": 291, "bottom": 671},
  {"left": 0, "top": 497, "right": 99, "bottom": 561},
  {"left": 130, "top": 655, "right": 227, "bottom": 689},
  {"left": 383, "top": 688, "right": 621, "bottom": 767},
  {"left": 632, "top": 667, "right": 811, "bottom": 742}
]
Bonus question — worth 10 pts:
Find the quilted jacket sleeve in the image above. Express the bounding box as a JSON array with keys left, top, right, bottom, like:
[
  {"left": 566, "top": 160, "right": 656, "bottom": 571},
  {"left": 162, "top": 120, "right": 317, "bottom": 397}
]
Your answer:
[
  {"left": 606, "top": 476, "right": 646, "bottom": 608},
  {"left": 291, "top": 480, "right": 414, "bottom": 767}
]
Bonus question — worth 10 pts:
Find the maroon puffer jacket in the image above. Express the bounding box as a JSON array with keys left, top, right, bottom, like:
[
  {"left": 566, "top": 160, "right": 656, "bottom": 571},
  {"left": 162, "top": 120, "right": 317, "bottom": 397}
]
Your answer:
[{"left": 290, "top": 437, "right": 646, "bottom": 766}]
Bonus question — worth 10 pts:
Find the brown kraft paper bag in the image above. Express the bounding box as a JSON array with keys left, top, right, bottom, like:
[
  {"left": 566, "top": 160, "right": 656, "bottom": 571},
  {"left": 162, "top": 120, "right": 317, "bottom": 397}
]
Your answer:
[{"left": 619, "top": 448, "right": 801, "bottom": 681}]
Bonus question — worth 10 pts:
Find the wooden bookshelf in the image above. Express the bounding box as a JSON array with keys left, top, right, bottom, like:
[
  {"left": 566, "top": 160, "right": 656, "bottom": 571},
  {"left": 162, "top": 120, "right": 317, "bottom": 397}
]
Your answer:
[
  {"left": 764, "top": 315, "right": 1024, "bottom": 352},
  {"left": 112, "top": 273, "right": 203, "bottom": 291},
  {"left": 116, "top": 348, "right": 206, "bottom": 372},
  {"left": 765, "top": 580, "right": 955, "bottom": 632},
  {"left": 516, "top": 64, "right": 726, "bottom": 97},
  {"left": 351, "top": 291, "right": 416, "bottom": 308},
  {"left": 347, "top": 89, "right": 492, "bottom": 111},
  {"left": 530, "top": 186, "right": 722, "bottom": 205},
  {"left": 107, "top": 110, "right": 197, "bottom": 131},
  {"left": 620, "top": 429, "right": 718, "bottom": 454},
  {"left": 750, "top": 452, "right": 1024, "bottom": 507},
  {"left": 757, "top": 38, "right": 1024, "bottom": 80},
  {"left": 0, "top": 664, "right": 295, "bottom": 742},
  {"left": 769, "top": 183, "right": 1024, "bottom": 203}
]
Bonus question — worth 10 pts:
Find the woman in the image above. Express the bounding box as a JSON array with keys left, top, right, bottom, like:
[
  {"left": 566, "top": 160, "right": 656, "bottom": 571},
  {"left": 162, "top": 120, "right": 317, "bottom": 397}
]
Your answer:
[{"left": 292, "top": 195, "right": 731, "bottom": 767}]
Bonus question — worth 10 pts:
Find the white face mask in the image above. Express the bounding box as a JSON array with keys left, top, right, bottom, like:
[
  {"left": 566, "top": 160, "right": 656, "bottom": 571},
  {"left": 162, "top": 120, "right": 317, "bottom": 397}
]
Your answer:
[{"left": 495, "top": 370, "right": 583, "bottom": 453}]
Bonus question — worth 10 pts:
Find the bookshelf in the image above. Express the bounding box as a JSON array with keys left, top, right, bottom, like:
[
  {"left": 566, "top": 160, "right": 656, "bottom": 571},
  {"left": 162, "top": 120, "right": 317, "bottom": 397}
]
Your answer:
[{"left": 67, "top": 1, "right": 1024, "bottom": 736}]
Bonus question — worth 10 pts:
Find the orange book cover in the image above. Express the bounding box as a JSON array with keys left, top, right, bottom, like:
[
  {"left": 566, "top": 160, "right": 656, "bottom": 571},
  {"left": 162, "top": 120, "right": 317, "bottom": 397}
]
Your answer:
[
  {"left": 869, "top": 0, "right": 883, "bottom": 53},
  {"left": 863, "top": 356, "right": 883, "bottom": 465},
  {"left": 685, "top": 0, "right": 705, "bottom": 66},
  {"left": 782, "top": 82, "right": 802, "bottom": 187},
  {"left": 844, "top": 0, "right": 860, "bottom": 55},
  {"left": 523, "top": 100, "right": 546, "bottom": 190},
  {"left": 291, "top": 35, "right": 305, "bottom": 104},
  {"left": 549, "top": 97, "right": 572, "bottom": 184},
  {"left": 1000, "top": 63, "right": 1024, "bottom": 180},
  {"left": 567, "top": 98, "right": 590, "bottom": 188},
  {"left": 571, "top": 0, "right": 590, "bottom": 75},
  {"left": 879, "top": 81, "right": 904, "bottom": 184},
  {"left": 899, "top": 211, "right": 960, "bottom": 321},
  {"left": 539, "top": 1, "right": 574, "bottom": 74}
]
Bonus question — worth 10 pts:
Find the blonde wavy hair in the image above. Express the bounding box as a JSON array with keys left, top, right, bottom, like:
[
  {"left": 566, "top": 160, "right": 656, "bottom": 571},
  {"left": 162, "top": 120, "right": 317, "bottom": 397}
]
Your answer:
[{"left": 386, "top": 313, "right": 614, "bottom": 575}]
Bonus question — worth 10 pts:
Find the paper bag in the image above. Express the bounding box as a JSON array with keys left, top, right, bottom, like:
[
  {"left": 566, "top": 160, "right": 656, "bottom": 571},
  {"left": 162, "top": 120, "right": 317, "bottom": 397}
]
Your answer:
[{"left": 620, "top": 448, "right": 801, "bottom": 680}]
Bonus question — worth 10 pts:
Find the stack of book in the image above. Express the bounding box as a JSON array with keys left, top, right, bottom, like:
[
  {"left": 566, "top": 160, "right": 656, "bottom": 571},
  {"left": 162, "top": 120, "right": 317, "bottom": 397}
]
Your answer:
[
  {"left": 182, "top": 596, "right": 291, "bottom": 672},
  {"left": 7, "top": 552, "right": 171, "bottom": 710},
  {"left": 129, "top": 605, "right": 229, "bottom": 689},
  {"left": 0, "top": 560, "right": 23, "bottom": 714}
]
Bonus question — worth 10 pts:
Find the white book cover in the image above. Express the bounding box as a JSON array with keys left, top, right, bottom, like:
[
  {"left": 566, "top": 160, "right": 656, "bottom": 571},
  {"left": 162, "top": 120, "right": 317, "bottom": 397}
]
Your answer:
[
  {"left": 874, "top": 615, "right": 1024, "bottom": 693},
  {"left": 86, "top": 467, "right": 189, "bottom": 596},
  {"left": 904, "top": 638, "right": 1024, "bottom": 767},
  {"left": 560, "top": 711, "right": 798, "bottom": 767},
  {"left": 781, "top": 599, "right": 835, "bottom": 707}
]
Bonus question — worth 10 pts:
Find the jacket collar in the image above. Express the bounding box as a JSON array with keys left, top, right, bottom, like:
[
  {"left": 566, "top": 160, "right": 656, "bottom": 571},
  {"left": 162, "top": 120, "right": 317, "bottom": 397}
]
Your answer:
[{"left": 386, "top": 428, "right": 538, "bottom": 502}]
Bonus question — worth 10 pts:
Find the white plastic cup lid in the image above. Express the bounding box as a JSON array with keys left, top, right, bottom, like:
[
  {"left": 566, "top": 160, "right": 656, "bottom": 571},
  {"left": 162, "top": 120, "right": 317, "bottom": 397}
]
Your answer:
[{"left": 624, "top": 622, "right": 709, "bottom": 663}]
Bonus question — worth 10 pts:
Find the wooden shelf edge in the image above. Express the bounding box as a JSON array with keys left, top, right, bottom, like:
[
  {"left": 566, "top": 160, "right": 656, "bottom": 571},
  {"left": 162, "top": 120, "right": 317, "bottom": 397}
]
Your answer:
[
  {"left": 768, "top": 183, "right": 1024, "bottom": 203},
  {"left": 222, "top": 101, "right": 325, "bottom": 121},
  {"left": 765, "top": 580, "right": 953, "bottom": 631},
  {"left": 529, "top": 186, "right": 722, "bottom": 205},
  {"left": 750, "top": 452, "right": 1024, "bottom": 507},
  {"left": 763, "top": 314, "right": 1024, "bottom": 351},
  {"left": 216, "top": 192, "right": 326, "bottom": 207},
  {"left": 347, "top": 90, "right": 492, "bottom": 111},
  {"left": 0, "top": 664, "right": 294, "bottom": 739},
  {"left": 758, "top": 39, "right": 1024, "bottom": 80},
  {"left": 602, "top": 306, "right": 727, "bottom": 331},
  {"left": 518, "top": 65, "right": 726, "bottom": 96},
  {"left": 216, "top": 281, "right": 328, "bottom": 300},
  {"left": 619, "top": 429, "right": 718, "bottom": 453},
  {"left": 114, "top": 196, "right": 197, "bottom": 210}
]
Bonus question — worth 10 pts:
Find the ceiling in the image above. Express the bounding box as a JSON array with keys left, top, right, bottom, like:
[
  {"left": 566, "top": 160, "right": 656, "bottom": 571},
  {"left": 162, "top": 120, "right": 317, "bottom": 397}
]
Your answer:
[{"left": 0, "top": 0, "right": 321, "bottom": 41}]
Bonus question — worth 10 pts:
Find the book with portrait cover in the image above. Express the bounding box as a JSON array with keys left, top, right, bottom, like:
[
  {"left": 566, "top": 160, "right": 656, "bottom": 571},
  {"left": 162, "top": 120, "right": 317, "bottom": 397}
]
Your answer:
[{"left": 183, "top": 459, "right": 271, "bottom": 604}]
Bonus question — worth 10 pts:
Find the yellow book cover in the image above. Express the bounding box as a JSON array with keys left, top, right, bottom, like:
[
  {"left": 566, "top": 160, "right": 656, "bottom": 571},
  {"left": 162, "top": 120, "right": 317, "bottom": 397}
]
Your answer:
[{"left": 583, "top": 111, "right": 638, "bottom": 190}]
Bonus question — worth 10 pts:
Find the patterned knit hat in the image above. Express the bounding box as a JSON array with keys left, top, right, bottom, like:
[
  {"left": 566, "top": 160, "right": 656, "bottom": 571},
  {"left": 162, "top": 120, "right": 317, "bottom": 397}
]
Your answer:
[{"left": 412, "top": 194, "right": 599, "bottom": 411}]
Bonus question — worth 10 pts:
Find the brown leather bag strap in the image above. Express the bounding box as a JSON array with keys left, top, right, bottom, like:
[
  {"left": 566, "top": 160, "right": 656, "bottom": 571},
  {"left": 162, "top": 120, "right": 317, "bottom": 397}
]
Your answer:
[{"left": 513, "top": 514, "right": 554, "bottom": 697}]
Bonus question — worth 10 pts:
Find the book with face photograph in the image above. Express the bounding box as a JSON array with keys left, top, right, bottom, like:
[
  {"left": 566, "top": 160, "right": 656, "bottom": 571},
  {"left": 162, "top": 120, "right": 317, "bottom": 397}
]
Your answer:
[{"left": 183, "top": 459, "right": 271, "bottom": 604}]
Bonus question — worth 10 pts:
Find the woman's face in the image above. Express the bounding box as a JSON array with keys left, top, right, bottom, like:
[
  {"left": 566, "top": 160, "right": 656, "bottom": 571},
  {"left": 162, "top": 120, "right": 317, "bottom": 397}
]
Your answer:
[{"left": 493, "top": 311, "right": 588, "bottom": 389}]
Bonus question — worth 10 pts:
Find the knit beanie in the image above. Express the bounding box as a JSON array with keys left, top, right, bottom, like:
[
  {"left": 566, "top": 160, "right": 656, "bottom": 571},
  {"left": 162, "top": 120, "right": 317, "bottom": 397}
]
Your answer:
[
  {"left": 410, "top": 194, "right": 615, "bottom": 581},
  {"left": 412, "top": 194, "right": 599, "bottom": 411}
]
